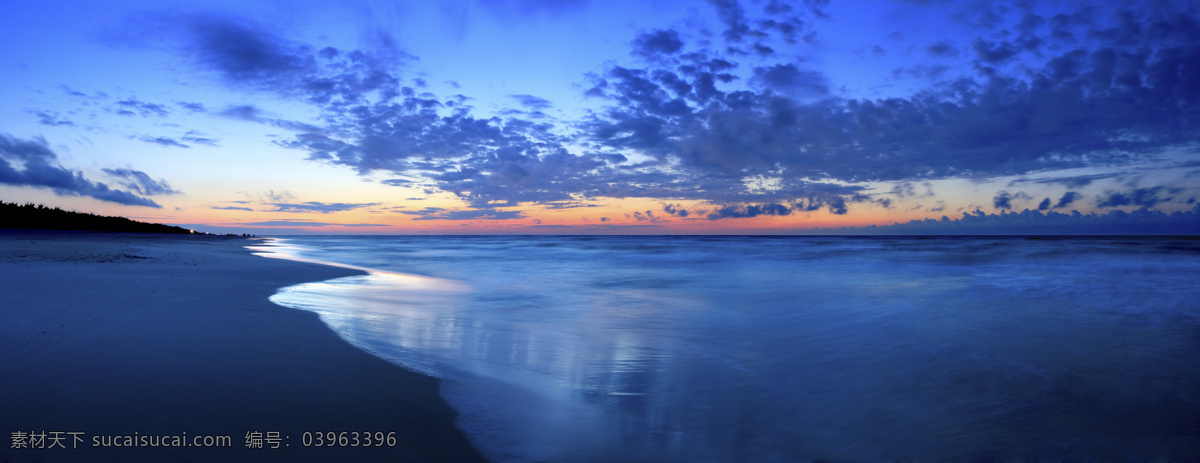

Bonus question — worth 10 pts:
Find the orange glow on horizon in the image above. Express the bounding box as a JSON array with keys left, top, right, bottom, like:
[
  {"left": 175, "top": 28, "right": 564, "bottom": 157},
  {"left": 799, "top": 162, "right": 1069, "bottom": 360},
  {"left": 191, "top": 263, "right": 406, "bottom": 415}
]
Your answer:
[{"left": 168, "top": 195, "right": 969, "bottom": 234}]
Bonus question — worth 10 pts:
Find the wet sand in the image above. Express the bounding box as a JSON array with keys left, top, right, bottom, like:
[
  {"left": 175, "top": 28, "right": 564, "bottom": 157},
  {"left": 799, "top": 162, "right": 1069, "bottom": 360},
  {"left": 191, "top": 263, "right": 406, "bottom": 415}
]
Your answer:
[{"left": 0, "top": 231, "right": 486, "bottom": 462}]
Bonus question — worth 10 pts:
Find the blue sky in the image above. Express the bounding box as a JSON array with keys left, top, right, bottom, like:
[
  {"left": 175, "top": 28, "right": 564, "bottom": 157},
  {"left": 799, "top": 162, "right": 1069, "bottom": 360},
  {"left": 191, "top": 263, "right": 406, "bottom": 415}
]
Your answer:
[{"left": 1, "top": 0, "right": 1197, "bottom": 233}]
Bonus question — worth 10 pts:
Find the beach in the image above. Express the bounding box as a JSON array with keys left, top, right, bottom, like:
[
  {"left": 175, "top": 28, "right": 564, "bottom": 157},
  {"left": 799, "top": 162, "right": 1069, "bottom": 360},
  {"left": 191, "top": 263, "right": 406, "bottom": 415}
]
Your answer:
[{"left": 0, "top": 232, "right": 485, "bottom": 462}]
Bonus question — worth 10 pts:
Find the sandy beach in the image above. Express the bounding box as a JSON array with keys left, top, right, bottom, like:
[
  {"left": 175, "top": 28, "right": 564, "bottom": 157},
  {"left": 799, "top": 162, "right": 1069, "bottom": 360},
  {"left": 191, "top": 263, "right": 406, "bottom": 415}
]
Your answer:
[{"left": 0, "top": 232, "right": 485, "bottom": 462}]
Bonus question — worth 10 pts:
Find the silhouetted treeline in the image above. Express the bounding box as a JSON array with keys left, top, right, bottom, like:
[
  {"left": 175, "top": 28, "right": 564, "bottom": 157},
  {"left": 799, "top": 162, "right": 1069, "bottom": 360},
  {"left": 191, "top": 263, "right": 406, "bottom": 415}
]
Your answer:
[{"left": 0, "top": 201, "right": 196, "bottom": 234}]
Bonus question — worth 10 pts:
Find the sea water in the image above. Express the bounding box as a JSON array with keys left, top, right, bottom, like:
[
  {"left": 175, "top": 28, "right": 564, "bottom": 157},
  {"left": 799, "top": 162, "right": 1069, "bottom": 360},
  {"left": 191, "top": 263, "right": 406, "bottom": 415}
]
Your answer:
[{"left": 253, "top": 236, "right": 1200, "bottom": 461}]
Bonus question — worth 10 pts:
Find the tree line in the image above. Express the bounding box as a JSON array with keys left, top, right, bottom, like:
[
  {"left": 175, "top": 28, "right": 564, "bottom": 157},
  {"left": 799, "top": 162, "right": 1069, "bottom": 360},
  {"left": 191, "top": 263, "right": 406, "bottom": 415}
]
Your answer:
[{"left": 0, "top": 201, "right": 196, "bottom": 234}]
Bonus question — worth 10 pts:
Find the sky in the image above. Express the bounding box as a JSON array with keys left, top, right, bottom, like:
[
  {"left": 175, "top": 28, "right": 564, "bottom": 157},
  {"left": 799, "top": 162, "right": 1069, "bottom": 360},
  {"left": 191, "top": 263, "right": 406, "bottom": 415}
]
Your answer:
[{"left": 1, "top": 0, "right": 1197, "bottom": 234}]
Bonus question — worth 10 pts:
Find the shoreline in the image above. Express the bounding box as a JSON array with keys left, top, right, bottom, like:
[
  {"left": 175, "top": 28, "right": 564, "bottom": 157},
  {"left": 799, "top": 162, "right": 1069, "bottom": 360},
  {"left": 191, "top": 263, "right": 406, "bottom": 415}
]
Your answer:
[{"left": 0, "top": 231, "right": 486, "bottom": 462}]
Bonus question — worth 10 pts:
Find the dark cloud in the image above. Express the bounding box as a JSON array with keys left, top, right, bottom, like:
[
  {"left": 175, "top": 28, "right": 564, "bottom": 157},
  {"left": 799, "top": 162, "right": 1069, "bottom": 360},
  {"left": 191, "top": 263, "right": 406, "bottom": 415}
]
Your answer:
[
  {"left": 212, "top": 206, "right": 253, "bottom": 211},
  {"left": 177, "top": 101, "right": 206, "bottom": 112},
  {"left": 630, "top": 210, "right": 664, "bottom": 223},
  {"left": 1037, "top": 197, "right": 1051, "bottom": 210},
  {"left": 510, "top": 94, "right": 553, "bottom": 110},
  {"left": 662, "top": 203, "right": 690, "bottom": 218},
  {"left": 60, "top": 85, "right": 90, "bottom": 98},
  {"left": 800, "top": 0, "right": 830, "bottom": 19},
  {"left": 0, "top": 133, "right": 160, "bottom": 208},
  {"left": 1010, "top": 173, "right": 1123, "bottom": 188},
  {"left": 184, "top": 18, "right": 314, "bottom": 84},
  {"left": 116, "top": 98, "right": 170, "bottom": 117},
  {"left": 274, "top": 84, "right": 629, "bottom": 209},
  {"left": 28, "top": 110, "right": 75, "bottom": 127},
  {"left": 219, "top": 105, "right": 320, "bottom": 132},
  {"left": 102, "top": 168, "right": 181, "bottom": 195},
  {"left": 753, "top": 63, "right": 829, "bottom": 97},
  {"left": 994, "top": 191, "right": 1014, "bottom": 209},
  {"left": 889, "top": 182, "right": 934, "bottom": 198},
  {"left": 756, "top": 16, "right": 806, "bottom": 44},
  {"left": 143, "top": 13, "right": 411, "bottom": 107},
  {"left": 632, "top": 29, "right": 685, "bottom": 58},
  {"left": 397, "top": 207, "right": 526, "bottom": 220},
  {"left": 972, "top": 38, "right": 1021, "bottom": 64},
  {"left": 708, "top": 0, "right": 753, "bottom": 42},
  {"left": 269, "top": 202, "right": 381, "bottom": 213},
  {"left": 707, "top": 202, "right": 792, "bottom": 219},
  {"left": 129, "top": 4, "right": 1197, "bottom": 225},
  {"left": 139, "top": 136, "right": 190, "bottom": 148},
  {"left": 181, "top": 134, "right": 219, "bottom": 146},
  {"left": 221, "top": 105, "right": 261, "bottom": 120},
  {"left": 837, "top": 204, "right": 1200, "bottom": 235},
  {"left": 0, "top": 133, "right": 59, "bottom": 163},
  {"left": 1055, "top": 191, "right": 1082, "bottom": 208},
  {"left": 581, "top": 2, "right": 1200, "bottom": 210},
  {"left": 926, "top": 41, "right": 958, "bottom": 57},
  {"left": 1097, "top": 187, "right": 1169, "bottom": 208},
  {"left": 994, "top": 191, "right": 1032, "bottom": 210},
  {"left": 763, "top": 0, "right": 792, "bottom": 15}
]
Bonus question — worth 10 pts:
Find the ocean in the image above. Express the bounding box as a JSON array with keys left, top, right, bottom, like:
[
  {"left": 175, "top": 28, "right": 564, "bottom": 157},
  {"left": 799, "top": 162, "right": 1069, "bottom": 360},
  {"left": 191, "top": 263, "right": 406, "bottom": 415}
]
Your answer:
[{"left": 251, "top": 235, "right": 1199, "bottom": 462}]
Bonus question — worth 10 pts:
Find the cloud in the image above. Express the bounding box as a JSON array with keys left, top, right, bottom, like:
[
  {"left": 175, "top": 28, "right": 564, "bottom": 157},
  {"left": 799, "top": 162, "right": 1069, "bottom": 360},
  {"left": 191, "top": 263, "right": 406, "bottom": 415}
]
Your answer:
[
  {"left": 177, "top": 101, "right": 206, "bottom": 112},
  {"left": 630, "top": 210, "right": 664, "bottom": 223},
  {"left": 1010, "top": 173, "right": 1124, "bottom": 188},
  {"left": 1055, "top": 191, "right": 1082, "bottom": 208},
  {"left": 994, "top": 191, "right": 1033, "bottom": 210},
  {"left": 708, "top": 0, "right": 754, "bottom": 42},
  {"left": 219, "top": 105, "right": 320, "bottom": 132},
  {"left": 926, "top": 41, "right": 958, "bottom": 57},
  {"left": 752, "top": 63, "right": 829, "bottom": 98},
  {"left": 0, "top": 133, "right": 160, "bottom": 208},
  {"left": 397, "top": 207, "right": 526, "bottom": 220},
  {"left": 137, "top": 13, "right": 411, "bottom": 107},
  {"left": 122, "top": 3, "right": 1198, "bottom": 224},
  {"left": 116, "top": 98, "right": 170, "bottom": 117},
  {"left": 181, "top": 134, "right": 219, "bottom": 146},
  {"left": 632, "top": 29, "right": 685, "bottom": 58},
  {"left": 60, "top": 85, "right": 93, "bottom": 99},
  {"left": 212, "top": 206, "right": 253, "bottom": 211},
  {"left": 139, "top": 136, "right": 190, "bottom": 148},
  {"left": 28, "top": 110, "right": 75, "bottom": 127},
  {"left": 1097, "top": 187, "right": 1170, "bottom": 208},
  {"left": 972, "top": 38, "right": 1021, "bottom": 64},
  {"left": 662, "top": 203, "right": 690, "bottom": 217},
  {"left": 102, "top": 168, "right": 181, "bottom": 195},
  {"left": 993, "top": 191, "right": 1013, "bottom": 209},
  {"left": 259, "top": 190, "right": 294, "bottom": 202},
  {"left": 186, "top": 18, "right": 317, "bottom": 84},
  {"left": 221, "top": 105, "right": 261, "bottom": 120},
  {"left": 510, "top": 94, "right": 553, "bottom": 110},
  {"left": 707, "top": 202, "right": 792, "bottom": 219},
  {"left": 269, "top": 202, "right": 381, "bottom": 213},
  {"left": 580, "top": 1, "right": 1200, "bottom": 215},
  {"left": 837, "top": 205, "right": 1200, "bottom": 235}
]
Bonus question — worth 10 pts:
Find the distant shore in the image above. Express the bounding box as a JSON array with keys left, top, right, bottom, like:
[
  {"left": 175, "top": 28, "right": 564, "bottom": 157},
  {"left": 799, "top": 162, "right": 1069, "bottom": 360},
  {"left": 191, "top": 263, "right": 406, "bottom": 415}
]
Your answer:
[{"left": 0, "top": 231, "right": 485, "bottom": 462}]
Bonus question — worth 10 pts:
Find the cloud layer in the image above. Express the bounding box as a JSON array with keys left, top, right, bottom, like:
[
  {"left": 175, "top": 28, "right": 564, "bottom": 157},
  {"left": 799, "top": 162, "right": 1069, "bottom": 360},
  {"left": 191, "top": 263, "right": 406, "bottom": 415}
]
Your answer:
[
  {"left": 21, "top": 0, "right": 1197, "bottom": 230},
  {"left": 839, "top": 204, "right": 1200, "bottom": 235},
  {"left": 0, "top": 134, "right": 163, "bottom": 208}
]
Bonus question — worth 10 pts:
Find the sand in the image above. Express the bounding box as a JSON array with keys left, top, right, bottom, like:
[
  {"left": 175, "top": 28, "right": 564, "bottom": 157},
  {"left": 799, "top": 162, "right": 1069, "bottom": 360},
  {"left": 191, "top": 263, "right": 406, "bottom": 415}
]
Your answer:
[{"left": 0, "top": 231, "right": 486, "bottom": 462}]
